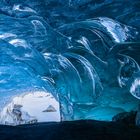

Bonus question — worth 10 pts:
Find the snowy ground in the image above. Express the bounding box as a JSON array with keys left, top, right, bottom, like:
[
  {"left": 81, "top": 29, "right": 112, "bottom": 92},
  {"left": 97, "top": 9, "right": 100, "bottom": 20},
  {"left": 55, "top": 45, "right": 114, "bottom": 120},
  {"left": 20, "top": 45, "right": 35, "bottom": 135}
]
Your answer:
[{"left": 0, "top": 91, "right": 60, "bottom": 125}]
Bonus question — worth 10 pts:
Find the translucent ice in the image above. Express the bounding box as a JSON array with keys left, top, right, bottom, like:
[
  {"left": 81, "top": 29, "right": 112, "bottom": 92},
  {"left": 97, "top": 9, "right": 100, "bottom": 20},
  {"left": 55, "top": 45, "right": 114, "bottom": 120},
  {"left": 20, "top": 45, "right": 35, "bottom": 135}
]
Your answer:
[{"left": 0, "top": 0, "right": 140, "bottom": 125}]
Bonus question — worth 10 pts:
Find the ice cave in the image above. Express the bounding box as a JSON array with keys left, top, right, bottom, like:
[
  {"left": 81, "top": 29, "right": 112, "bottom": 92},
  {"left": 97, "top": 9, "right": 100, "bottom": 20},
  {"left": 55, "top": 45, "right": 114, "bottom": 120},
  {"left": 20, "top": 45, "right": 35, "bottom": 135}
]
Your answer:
[{"left": 0, "top": 0, "right": 140, "bottom": 139}]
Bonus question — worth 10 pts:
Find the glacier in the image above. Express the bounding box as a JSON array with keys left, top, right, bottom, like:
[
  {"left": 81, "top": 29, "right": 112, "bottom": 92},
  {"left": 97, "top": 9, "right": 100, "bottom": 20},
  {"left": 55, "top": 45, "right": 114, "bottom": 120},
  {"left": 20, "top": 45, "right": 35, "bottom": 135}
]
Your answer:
[{"left": 0, "top": 0, "right": 140, "bottom": 125}]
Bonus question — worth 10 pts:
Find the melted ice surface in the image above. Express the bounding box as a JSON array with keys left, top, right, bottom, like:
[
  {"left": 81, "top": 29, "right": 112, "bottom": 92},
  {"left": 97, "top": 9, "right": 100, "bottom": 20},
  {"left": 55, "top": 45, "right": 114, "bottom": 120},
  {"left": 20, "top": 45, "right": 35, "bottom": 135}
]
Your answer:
[{"left": 0, "top": 0, "right": 140, "bottom": 125}]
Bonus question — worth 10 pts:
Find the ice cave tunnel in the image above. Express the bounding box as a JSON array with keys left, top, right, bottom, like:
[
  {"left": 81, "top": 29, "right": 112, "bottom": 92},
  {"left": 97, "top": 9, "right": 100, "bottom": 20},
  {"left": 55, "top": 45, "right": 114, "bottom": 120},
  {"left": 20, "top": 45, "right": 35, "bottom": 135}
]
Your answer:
[{"left": 0, "top": 0, "right": 140, "bottom": 128}]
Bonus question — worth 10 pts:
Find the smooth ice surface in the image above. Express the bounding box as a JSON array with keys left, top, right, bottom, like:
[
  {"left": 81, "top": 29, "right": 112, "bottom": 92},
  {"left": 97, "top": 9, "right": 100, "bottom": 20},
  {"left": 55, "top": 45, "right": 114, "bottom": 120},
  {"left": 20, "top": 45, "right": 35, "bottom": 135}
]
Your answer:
[{"left": 0, "top": 0, "right": 140, "bottom": 125}]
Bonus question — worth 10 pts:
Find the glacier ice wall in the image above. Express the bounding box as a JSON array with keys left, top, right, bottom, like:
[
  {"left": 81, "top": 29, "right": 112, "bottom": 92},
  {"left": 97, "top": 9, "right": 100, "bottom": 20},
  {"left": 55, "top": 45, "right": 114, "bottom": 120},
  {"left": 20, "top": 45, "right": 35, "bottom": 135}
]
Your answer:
[{"left": 0, "top": 0, "right": 140, "bottom": 124}]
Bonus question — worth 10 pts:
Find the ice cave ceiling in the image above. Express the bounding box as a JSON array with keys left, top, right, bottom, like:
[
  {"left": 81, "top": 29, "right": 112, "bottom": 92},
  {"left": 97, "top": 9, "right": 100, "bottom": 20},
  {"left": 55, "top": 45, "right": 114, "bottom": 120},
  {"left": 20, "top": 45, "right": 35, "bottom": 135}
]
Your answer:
[{"left": 0, "top": 0, "right": 140, "bottom": 125}]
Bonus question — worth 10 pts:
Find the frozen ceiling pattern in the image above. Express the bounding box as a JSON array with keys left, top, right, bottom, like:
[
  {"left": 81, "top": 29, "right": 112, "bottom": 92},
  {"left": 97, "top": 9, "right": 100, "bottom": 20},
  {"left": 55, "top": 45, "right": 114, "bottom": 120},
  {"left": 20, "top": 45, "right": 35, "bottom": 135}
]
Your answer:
[{"left": 0, "top": 0, "right": 140, "bottom": 125}]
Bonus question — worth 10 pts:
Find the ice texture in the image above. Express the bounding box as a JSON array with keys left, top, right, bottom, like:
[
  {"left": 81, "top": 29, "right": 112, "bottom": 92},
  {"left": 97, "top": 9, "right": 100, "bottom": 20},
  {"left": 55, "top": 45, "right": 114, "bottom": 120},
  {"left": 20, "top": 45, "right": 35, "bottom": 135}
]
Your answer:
[{"left": 0, "top": 0, "right": 140, "bottom": 125}]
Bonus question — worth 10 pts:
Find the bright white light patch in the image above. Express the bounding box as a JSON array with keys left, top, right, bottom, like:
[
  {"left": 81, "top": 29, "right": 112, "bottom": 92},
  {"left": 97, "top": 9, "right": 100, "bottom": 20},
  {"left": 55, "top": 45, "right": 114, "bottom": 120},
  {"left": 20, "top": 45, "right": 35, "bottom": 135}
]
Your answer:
[
  {"left": 130, "top": 78, "right": 140, "bottom": 99},
  {"left": 0, "top": 91, "right": 60, "bottom": 125}
]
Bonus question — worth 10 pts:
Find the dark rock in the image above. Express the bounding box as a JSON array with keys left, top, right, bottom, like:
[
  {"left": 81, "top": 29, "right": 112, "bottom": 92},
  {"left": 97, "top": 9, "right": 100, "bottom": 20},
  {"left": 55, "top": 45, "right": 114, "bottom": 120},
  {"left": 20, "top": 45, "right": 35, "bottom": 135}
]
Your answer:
[
  {"left": 0, "top": 120, "right": 140, "bottom": 140},
  {"left": 112, "top": 111, "right": 137, "bottom": 126},
  {"left": 43, "top": 105, "right": 57, "bottom": 112}
]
